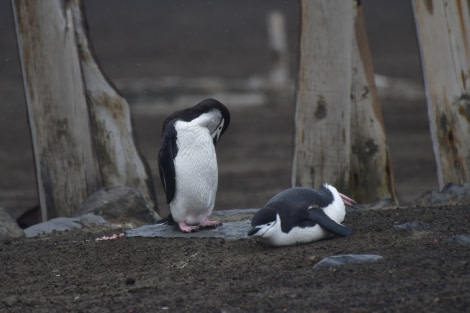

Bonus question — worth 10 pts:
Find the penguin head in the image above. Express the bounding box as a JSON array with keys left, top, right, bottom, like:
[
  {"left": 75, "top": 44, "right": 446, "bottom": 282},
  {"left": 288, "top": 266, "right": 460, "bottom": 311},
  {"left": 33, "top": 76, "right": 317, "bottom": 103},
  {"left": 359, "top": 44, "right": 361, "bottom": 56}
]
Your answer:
[
  {"left": 322, "top": 183, "right": 356, "bottom": 208},
  {"left": 162, "top": 98, "right": 230, "bottom": 146},
  {"left": 319, "top": 183, "right": 356, "bottom": 224},
  {"left": 248, "top": 208, "right": 282, "bottom": 239}
]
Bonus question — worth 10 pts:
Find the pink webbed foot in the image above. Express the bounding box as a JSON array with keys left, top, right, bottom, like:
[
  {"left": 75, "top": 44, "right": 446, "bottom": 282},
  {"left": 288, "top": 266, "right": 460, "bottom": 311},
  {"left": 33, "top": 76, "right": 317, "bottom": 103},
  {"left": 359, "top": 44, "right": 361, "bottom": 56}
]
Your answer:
[
  {"left": 177, "top": 222, "right": 200, "bottom": 233},
  {"left": 198, "top": 218, "right": 221, "bottom": 228}
]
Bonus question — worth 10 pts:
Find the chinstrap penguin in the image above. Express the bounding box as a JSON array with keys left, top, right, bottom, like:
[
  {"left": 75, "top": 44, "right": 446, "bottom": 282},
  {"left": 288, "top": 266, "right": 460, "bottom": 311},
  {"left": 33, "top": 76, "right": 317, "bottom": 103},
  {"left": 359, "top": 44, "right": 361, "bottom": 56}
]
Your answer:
[
  {"left": 157, "top": 98, "right": 230, "bottom": 232},
  {"left": 248, "top": 184, "right": 356, "bottom": 246}
]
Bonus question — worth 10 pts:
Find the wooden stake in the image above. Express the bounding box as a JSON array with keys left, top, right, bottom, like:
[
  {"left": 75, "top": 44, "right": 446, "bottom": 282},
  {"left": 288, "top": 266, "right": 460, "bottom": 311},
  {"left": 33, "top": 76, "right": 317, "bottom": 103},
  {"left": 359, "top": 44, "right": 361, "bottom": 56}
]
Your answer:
[{"left": 413, "top": 0, "right": 470, "bottom": 188}]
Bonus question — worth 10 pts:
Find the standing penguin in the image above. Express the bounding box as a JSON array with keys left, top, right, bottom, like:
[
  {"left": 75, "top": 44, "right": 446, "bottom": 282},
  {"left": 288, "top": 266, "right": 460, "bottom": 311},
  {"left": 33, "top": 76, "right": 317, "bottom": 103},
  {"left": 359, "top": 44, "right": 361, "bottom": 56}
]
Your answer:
[
  {"left": 248, "top": 184, "right": 356, "bottom": 246},
  {"left": 157, "top": 99, "right": 230, "bottom": 232}
]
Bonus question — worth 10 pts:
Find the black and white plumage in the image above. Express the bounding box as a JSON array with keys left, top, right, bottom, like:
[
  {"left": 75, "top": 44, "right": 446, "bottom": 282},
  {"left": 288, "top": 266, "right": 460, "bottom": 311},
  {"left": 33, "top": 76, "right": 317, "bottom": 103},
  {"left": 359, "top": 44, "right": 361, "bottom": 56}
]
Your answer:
[
  {"left": 248, "top": 184, "right": 355, "bottom": 246},
  {"left": 157, "top": 98, "right": 230, "bottom": 232}
]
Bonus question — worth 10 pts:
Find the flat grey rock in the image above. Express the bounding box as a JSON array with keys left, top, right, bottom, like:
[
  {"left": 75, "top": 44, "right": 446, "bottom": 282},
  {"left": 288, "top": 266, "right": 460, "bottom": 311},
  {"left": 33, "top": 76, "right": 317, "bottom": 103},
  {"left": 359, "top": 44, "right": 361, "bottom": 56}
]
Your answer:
[
  {"left": 24, "top": 214, "right": 109, "bottom": 237},
  {"left": 393, "top": 221, "right": 432, "bottom": 231},
  {"left": 415, "top": 182, "right": 470, "bottom": 205},
  {"left": 212, "top": 208, "right": 259, "bottom": 216},
  {"left": 125, "top": 220, "right": 252, "bottom": 239},
  {"left": 211, "top": 208, "right": 259, "bottom": 222},
  {"left": 313, "top": 254, "right": 383, "bottom": 268},
  {"left": 447, "top": 235, "right": 470, "bottom": 244}
]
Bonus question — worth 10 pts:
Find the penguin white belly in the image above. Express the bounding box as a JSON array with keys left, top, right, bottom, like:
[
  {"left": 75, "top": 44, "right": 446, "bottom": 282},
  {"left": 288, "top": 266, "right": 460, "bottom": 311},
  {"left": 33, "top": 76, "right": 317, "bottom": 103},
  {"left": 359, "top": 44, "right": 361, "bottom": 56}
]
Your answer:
[
  {"left": 268, "top": 225, "right": 327, "bottom": 247},
  {"left": 170, "top": 125, "right": 218, "bottom": 225}
]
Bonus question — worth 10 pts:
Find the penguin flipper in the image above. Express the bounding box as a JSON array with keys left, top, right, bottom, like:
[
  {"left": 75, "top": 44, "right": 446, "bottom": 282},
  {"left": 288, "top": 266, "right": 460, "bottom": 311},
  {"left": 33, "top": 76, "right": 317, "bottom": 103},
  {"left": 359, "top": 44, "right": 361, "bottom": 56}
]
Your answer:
[
  {"left": 158, "top": 125, "right": 178, "bottom": 204},
  {"left": 308, "top": 209, "right": 353, "bottom": 236}
]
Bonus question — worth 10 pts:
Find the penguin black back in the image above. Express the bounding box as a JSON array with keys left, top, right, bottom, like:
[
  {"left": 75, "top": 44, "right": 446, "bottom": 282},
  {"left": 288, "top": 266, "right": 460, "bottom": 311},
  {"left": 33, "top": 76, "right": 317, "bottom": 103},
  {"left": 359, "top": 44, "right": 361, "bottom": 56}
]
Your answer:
[
  {"left": 266, "top": 186, "right": 334, "bottom": 211},
  {"left": 158, "top": 125, "right": 178, "bottom": 203}
]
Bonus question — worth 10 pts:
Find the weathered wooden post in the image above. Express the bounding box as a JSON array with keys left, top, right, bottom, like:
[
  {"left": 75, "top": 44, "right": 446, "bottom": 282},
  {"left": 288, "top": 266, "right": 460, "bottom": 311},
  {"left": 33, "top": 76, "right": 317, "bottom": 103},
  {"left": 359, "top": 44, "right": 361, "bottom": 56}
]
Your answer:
[
  {"left": 350, "top": 3, "right": 397, "bottom": 202},
  {"left": 70, "top": 1, "right": 158, "bottom": 220},
  {"left": 293, "top": 0, "right": 396, "bottom": 203},
  {"left": 12, "top": 0, "right": 102, "bottom": 221},
  {"left": 293, "top": 0, "right": 354, "bottom": 193},
  {"left": 413, "top": 0, "right": 470, "bottom": 189},
  {"left": 12, "top": 0, "right": 159, "bottom": 220}
]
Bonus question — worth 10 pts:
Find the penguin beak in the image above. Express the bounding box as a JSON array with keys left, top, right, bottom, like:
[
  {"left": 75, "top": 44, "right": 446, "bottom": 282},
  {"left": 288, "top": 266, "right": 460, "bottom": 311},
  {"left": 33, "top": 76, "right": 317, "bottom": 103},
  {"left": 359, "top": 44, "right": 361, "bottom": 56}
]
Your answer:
[
  {"left": 211, "top": 119, "right": 225, "bottom": 145},
  {"left": 248, "top": 227, "right": 261, "bottom": 236},
  {"left": 339, "top": 193, "right": 359, "bottom": 209}
]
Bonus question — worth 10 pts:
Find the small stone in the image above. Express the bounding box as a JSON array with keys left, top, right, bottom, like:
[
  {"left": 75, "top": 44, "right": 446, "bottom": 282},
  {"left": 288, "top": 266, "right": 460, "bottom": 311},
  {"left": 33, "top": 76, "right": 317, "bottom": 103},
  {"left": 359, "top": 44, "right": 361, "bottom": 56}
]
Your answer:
[
  {"left": 415, "top": 182, "right": 470, "bottom": 205},
  {"left": 447, "top": 234, "right": 470, "bottom": 244},
  {"left": 76, "top": 186, "right": 157, "bottom": 225},
  {"left": 24, "top": 214, "right": 108, "bottom": 237},
  {"left": 313, "top": 254, "right": 383, "bottom": 268},
  {"left": 305, "top": 255, "right": 320, "bottom": 263},
  {"left": 393, "top": 221, "right": 432, "bottom": 231}
]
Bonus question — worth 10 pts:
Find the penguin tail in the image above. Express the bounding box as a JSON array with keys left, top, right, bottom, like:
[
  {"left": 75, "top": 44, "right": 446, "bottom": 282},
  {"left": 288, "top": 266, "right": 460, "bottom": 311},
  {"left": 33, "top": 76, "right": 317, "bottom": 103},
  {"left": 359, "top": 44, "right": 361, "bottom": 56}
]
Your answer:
[{"left": 155, "top": 213, "right": 175, "bottom": 225}]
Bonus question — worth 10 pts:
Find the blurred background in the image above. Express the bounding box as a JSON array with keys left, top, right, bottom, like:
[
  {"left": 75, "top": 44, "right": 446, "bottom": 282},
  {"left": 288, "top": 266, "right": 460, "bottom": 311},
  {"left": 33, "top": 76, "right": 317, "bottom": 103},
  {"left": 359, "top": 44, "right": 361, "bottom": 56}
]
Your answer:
[{"left": 0, "top": 0, "right": 436, "bottom": 224}]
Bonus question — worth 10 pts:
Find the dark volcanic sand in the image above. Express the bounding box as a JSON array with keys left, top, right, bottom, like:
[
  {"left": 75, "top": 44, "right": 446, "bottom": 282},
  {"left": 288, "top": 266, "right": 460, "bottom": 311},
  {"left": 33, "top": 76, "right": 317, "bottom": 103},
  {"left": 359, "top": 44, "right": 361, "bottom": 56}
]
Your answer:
[{"left": 2, "top": 205, "right": 470, "bottom": 312}]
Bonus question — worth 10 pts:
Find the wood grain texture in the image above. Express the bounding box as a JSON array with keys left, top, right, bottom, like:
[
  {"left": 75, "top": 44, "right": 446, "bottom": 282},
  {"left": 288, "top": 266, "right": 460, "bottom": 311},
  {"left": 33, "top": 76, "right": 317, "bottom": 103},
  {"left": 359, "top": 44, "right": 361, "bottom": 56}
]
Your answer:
[
  {"left": 12, "top": 0, "right": 101, "bottom": 220},
  {"left": 70, "top": 0, "right": 159, "bottom": 218},
  {"left": 12, "top": 0, "right": 159, "bottom": 220},
  {"left": 413, "top": 0, "right": 470, "bottom": 188},
  {"left": 293, "top": 0, "right": 354, "bottom": 193},
  {"left": 350, "top": 3, "right": 397, "bottom": 203},
  {"left": 293, "top": 0, "right": 396, "bottom": 203}
]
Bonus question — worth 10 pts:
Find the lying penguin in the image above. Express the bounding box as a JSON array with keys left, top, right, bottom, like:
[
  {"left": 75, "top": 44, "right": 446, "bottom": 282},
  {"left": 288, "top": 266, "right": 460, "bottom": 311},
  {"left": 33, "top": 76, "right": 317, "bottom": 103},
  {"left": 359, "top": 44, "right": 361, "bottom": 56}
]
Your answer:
[
  {"left": 157, "top": 99, "right": 230, "bottom": 232},
  {"left": 248, "top": 184, "right": 356, "bottom": 246}
]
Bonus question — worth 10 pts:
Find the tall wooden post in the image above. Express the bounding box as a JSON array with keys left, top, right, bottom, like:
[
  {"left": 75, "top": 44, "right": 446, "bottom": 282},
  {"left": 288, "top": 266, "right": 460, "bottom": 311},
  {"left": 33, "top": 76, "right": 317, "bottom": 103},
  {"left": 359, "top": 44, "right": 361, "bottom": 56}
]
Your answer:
[
  {"left": 12, "top": 0, "right": 159, "bottom": 220},
  {"left": 413, "top": 0, "right": 470, "bottom": 189},
  {"left": 293, "top": 0, "right": 354, "bottom": 193},
  {"left": 350, "top": 3, "right": 397, "bottom": 202},
  {"left": 12, "top": 0, "right": 102, "bottom": 220},
  {"left": 293, "top": 0, "right": 396, "bottom": 203},
  {"left": 71, "top": 1, "right": 158, "bottom": 219}
]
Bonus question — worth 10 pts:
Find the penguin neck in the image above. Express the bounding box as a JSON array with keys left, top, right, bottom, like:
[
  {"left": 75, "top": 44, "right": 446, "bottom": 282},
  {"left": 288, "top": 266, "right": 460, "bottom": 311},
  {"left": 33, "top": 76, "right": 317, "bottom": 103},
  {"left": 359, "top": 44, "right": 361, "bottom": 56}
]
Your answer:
[
  {"left": 174, "top": 120, "right": 214, "bottom": 154},
  {"left": 322, "top": 187, "right": 346, "bottom": 223},
  {"left": 189, "top": 110, "right": 222, "bottom": 133}
]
